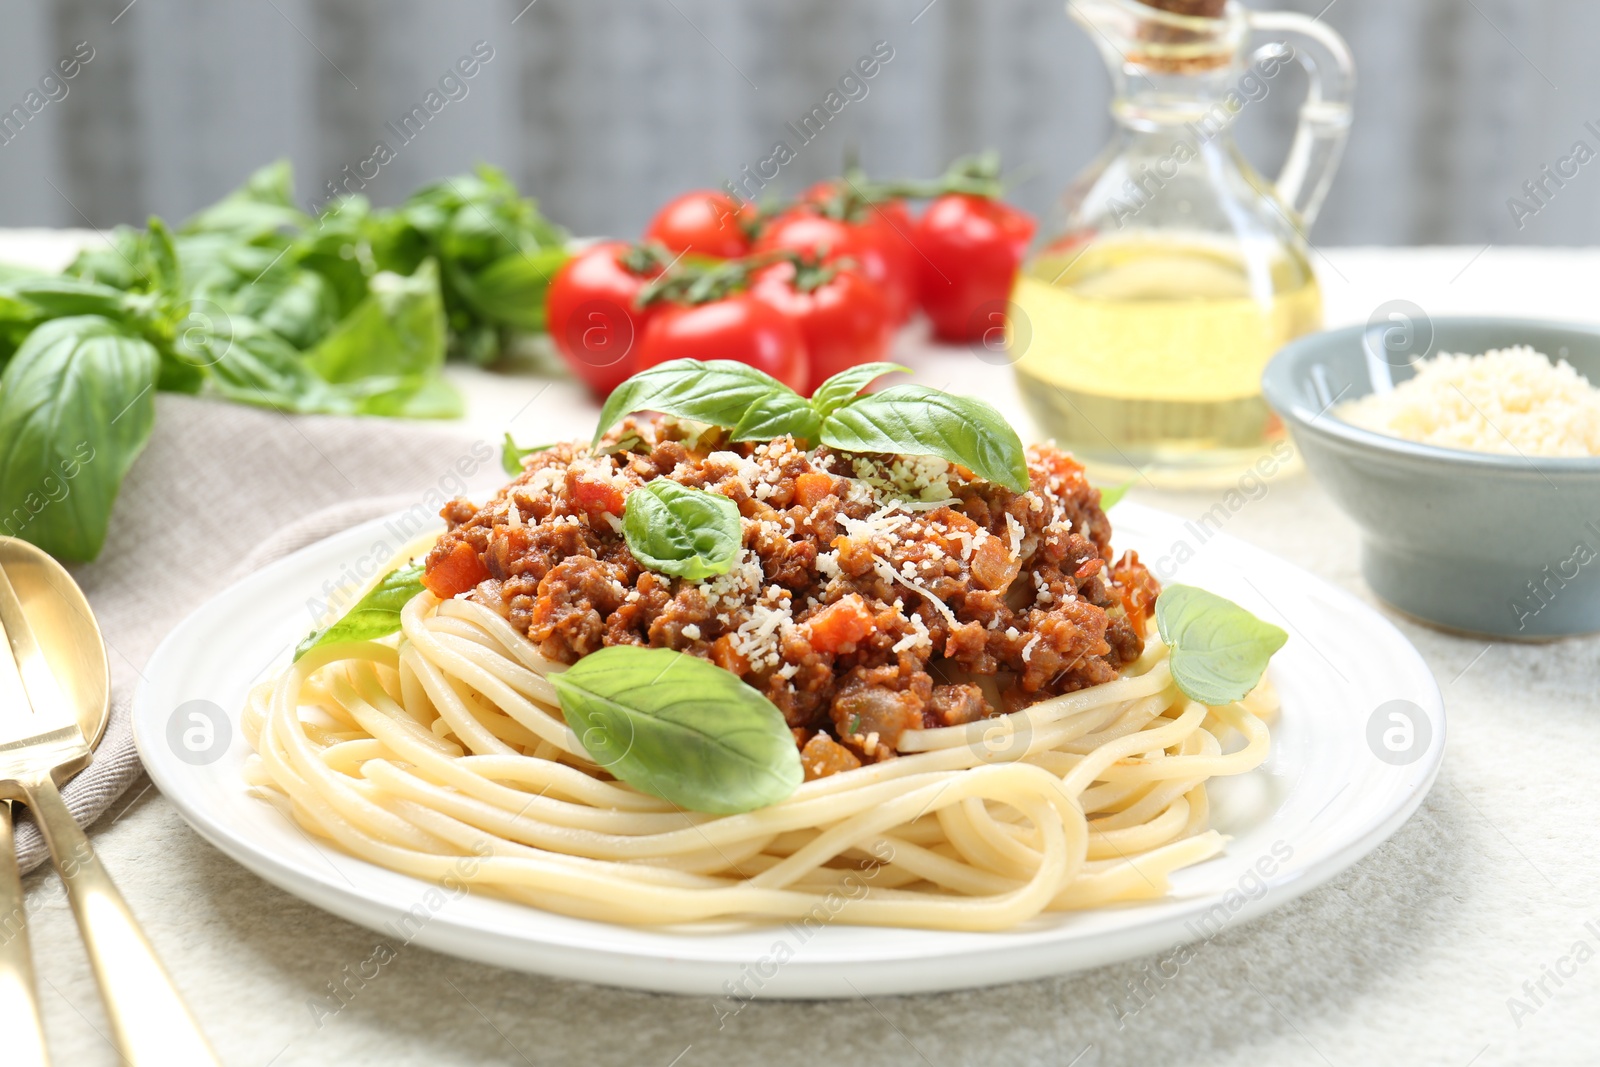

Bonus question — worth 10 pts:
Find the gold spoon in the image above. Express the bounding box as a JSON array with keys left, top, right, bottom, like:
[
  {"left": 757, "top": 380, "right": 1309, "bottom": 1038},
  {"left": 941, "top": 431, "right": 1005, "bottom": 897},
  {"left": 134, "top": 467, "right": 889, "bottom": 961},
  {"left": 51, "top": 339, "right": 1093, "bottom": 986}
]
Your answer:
[
  {"left": 0, "top": 537, "right": 217, "bottom": 1065},
  {"left": 0, "top": 536, "right": 108, "bottom": 1067}
]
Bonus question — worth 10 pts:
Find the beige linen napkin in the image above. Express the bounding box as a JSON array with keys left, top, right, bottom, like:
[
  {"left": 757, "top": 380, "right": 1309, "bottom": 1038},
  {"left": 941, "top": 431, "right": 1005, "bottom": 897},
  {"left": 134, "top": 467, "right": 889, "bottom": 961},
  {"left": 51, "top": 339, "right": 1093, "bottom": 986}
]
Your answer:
[{"left": 12, "top": 392, "right": 505, "bottom": 873}]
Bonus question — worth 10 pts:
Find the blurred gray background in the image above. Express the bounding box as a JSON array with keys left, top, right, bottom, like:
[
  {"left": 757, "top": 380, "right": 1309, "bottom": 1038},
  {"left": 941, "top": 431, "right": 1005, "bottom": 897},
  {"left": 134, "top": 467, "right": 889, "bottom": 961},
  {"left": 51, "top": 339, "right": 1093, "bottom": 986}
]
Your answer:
[{"left": 0, "top": 0, "right": 1591, "bottom": 245}]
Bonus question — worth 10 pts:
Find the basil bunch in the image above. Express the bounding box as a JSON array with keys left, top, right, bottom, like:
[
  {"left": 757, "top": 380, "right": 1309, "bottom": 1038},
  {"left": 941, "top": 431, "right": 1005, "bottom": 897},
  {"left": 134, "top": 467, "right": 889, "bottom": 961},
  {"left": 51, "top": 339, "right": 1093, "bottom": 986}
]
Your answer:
[
  {"left": 595, "top": 360, "right": 1030, "bottom": 493},
  {"left": 0, "top": 160, "right": 568, "bottom": 562},
  {"left": 367, "top": 166, "right": 570, "bottom": 365}
]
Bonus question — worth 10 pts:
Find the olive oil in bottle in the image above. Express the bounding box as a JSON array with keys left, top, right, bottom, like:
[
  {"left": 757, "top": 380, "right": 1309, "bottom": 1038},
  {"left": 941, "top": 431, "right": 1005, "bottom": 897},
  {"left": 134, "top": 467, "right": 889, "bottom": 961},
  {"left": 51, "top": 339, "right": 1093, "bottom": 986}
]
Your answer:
[
  {"left": 1011, "top": 237, "right": 1321, "bottom": 484},
  {"left": 1021, "top": 0, "right": 1355, "bottom": 485}
]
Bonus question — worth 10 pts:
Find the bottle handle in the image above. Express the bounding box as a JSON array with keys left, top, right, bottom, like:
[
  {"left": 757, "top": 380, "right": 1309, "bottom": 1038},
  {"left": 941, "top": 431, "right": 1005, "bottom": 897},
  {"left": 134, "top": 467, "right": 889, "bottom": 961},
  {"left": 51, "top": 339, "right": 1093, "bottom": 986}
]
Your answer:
[{"left": 1246, "top": 10, "right": 1355, "bottom": 231}]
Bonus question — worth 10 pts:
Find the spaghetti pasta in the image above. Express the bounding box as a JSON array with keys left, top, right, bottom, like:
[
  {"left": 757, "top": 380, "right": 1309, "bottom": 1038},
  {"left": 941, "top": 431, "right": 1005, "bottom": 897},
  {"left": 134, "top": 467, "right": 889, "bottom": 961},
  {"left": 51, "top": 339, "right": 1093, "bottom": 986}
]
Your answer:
[{"left": 241, "top": 574, "right": 1276, "bottom": 930}]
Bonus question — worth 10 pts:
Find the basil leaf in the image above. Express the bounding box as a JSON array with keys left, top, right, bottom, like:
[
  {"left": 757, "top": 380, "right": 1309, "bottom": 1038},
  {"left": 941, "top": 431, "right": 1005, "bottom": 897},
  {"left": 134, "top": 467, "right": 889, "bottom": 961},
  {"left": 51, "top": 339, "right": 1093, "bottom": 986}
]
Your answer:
[
  {"left": 623, "top": 480, "right": 742, "bottom": 580},
  {"left": 820, "top": 385, "right": 1030, "bottom": 493},
  {"left": 229, "top": 267, "right": 341, "bottom": 350},
  {"left": 732, "top": 389, "right": 821, "bottom": 443},
  {"left": 1156, "top": 585, "right": 1288, "bottom": 706},
  {"left": 295, "top": 561, "right": 425, "bottom": 660},
  {"left": 502, "top": 432, "right": 554, "bottom": 475},
  {"left": 180, "top": 159, "right": 308, "bottom": 240},
  {"left": 1097, "top": 479, "right": 1135, "bottom": 509},
  {"left": 4, "top": 275, "right": 138, "bottom": 323},
  {"left": 386, "top": 374, "right": 465, "bottom": 419},
  {"left": 65, "top": 226, "right": 149, "bottom": 291},
  {"left": 203, "top": 316, "right": 349, "bottom": 415},
  {"left": 306, "top": 260, "right": 458, "bottom": 418},
  {"left": 459, "top": 248, "right": 571, "bottom": 332},
  {"left": 808, "top": 361, "right": 909, "bottom": 418},
  {"left": 550, "top": 646, "right": 803, "bottom": 814},
  {"left": 0, "top": 316, "right": 159, "bottom": 562},
  {"left": 594, "top": 358, "right": 799, "bottom": 446},
  {"left": 144, "top": 218, "right": 183, "bottom": 301}
]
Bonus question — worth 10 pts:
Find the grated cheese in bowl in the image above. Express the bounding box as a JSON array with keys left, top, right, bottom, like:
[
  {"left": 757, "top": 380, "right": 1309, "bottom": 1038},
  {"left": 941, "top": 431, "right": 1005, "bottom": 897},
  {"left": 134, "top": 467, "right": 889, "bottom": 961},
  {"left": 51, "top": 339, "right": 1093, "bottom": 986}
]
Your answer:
[{"left": 1336, "top": 346, "right": 1600, "bottom": 457}]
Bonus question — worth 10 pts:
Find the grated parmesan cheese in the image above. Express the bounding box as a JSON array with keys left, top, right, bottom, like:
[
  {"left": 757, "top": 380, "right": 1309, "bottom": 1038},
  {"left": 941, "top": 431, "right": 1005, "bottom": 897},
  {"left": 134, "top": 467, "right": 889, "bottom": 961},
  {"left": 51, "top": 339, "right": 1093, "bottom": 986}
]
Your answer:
[{"left": 1337, "top": 346, "right": 1600, "bottom": 457}]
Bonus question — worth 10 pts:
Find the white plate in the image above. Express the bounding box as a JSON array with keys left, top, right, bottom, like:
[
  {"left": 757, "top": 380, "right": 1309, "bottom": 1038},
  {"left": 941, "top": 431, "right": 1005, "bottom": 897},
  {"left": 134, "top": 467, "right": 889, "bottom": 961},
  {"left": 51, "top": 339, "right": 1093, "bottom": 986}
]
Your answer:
[{"left": 133, "top": 502, "right": 1444, "bottom": 998}]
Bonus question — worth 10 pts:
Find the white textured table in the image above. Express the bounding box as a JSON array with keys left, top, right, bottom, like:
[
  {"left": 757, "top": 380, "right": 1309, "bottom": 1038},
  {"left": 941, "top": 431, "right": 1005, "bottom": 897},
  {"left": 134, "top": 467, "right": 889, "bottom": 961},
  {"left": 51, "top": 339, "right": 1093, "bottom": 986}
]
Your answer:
[{"left": 9, "top": 235, "right": 1600, "bottom": 1065}]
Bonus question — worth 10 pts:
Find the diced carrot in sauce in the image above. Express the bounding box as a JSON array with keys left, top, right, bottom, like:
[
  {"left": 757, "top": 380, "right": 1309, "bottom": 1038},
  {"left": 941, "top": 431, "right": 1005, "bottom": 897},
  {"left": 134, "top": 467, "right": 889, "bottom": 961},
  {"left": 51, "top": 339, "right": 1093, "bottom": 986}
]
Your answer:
[
  {"left": 569, "top": 472, "right": 625, "bottom": 519},
  {"left": 422, "top": 541, "right": 490, "bottom": 599},
  {"left": 710, "top": 634, "right": 751, "bottom": 676},
  {"left": 806, "top": 594, "right": 875, "bottom": 654},
  {"left": 793, "top": 471, "right": 835, "bottom": 509},
  {"left": 1113, "top": 550, "right": 1160, "bottom": 631},
  {"left": 971, "top": 535, "right": 1019, "bottom": 591}
]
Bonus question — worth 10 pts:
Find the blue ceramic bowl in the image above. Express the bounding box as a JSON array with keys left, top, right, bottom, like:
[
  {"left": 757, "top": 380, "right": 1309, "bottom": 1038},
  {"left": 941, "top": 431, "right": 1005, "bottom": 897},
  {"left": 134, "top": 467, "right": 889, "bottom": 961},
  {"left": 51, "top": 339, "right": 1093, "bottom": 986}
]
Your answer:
[{"left": 1262, "top": 317, "right": 1600, "bottom": 639}]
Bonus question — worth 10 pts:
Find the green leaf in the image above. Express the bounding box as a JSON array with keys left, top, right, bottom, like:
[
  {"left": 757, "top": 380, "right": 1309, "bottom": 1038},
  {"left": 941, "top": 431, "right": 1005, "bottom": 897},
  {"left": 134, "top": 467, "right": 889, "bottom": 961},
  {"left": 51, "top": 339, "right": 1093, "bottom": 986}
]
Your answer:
[
  {"left": 295, "top": 561, "right": 425, "bottom": 660},
  {"left": 820, "top": 385, "right": 1030, "bottom": 493},
  {"left": 595, "top": 358, "right": 799, "bottom": 446},
  {"left": 306, "top": 260, "right": 449, "bottom": 417},
  {"left": 371, "top": 164, "right": 568, "bottom": 360},
  {"left": 550, "top": 646, "right": 803, "bottom": 815},
  {"left": 181, "top": 159, "right": 308, "bottom": 239},
  {"left": 0, "top": 316, "right": 160, "bottom": 562},
  {"left": 1156, "top": 585, "right": 1288, "bottom": 707},
  {"left": 732, "top": 388, "right": 821, "bottom": 443},
  {"left": 144, "top": 218, "right": 183, "bottom": 300},
  {"left": 502, "top": 432, "right": 555, "bottom": 475},
  {"left": 623, "top": 480, "right": 742, "bottom": 580},
  {"left": 808, "top": 361, "right": 910, "bottom": 418},
  {"left": 229, "top": 267, "right": 341, "bottom": 350},
  {"left": 202, "top": 316, "right": 348, "bottom": 415},
  {"left": 460, "top": 248, "right": 570, "bottom": 331},
  {"left": 386, "top": 374, "right": 463, "bottom": 419},
  {"left": 64, "top": 227, "right": 148, "bottom": 291},
  {"left": 1097, "top": 479, "right": 1135, "bottom": 509},
  {"left": 3, "top": 275, "right": 138, "bottom": 322}
]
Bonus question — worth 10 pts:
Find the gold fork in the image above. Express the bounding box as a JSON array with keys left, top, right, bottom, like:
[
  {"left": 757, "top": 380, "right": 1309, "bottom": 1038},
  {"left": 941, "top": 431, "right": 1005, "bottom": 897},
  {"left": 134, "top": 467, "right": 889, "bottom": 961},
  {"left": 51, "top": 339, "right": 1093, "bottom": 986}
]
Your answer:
[
  {"left": 0, "top": 796, "right": 49, "bottom": 1065},
  {"left": 0, "top": 555, "right": 217, "bottom": 1065}
]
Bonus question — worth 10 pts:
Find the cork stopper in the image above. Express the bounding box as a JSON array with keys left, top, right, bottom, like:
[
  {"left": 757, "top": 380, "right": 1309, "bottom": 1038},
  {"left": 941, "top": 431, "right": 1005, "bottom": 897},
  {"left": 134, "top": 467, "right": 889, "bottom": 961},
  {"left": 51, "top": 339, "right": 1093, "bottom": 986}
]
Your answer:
[
  {"left": 1142, "top": 0, "right": 1227, "bottom": 16},
  {"left": 1124, "top": 0, "right": 1234, "bottom": 72}
]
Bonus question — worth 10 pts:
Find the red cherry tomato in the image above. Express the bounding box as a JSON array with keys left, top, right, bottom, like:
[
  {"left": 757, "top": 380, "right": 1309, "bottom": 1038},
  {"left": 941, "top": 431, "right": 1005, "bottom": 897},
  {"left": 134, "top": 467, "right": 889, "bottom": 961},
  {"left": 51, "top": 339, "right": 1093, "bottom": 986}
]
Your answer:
[
  {"left": 643, "top": 190, "right": 755, "bottom": 260},
  {"left": 750, "top": 261, "right": 895, "bottom": 392},
  {"left": 636, "top": 294, "right": 809, "bottom": 393},
  {"left": 753, "top": 205, "right": 918, "bottom": 326},
  {"left": 545, "top": 241, "right": 661, "bottom": 397},
  {"left": 911, "top": 194, "right": 1037, "bottom": 343}
]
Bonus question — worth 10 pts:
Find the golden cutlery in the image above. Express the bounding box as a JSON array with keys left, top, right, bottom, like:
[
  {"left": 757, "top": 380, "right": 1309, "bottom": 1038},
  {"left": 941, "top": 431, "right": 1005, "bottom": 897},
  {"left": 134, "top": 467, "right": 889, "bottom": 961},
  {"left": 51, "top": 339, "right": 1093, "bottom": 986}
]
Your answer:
[
  {"left": 0, "top": 537, "right": 218, "bottom": 1066},
  {"left": 0, "top": 798, "right": 49, "bottom": 1065}
]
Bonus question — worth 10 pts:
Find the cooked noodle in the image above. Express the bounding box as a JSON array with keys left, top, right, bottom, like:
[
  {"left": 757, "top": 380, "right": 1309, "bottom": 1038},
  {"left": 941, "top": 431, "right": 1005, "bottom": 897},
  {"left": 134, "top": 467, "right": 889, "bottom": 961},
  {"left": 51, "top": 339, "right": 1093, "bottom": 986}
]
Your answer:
[{"left": 242, "top": 550, "right": 1276, "bottom": 931}]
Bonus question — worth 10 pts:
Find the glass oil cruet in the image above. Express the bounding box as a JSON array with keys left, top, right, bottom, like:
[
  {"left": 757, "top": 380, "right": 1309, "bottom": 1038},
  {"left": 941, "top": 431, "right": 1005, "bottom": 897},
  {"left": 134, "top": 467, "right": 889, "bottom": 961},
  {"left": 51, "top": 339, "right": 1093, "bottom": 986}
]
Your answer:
[{"left": 1010, "top": 0, "right": 1355, "bottom": 485}]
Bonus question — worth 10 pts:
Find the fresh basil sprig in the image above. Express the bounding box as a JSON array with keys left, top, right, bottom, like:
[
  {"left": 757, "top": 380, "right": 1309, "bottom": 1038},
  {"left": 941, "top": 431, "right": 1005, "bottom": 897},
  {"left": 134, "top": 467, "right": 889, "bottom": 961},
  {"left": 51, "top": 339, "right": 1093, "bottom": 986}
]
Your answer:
[
  {"left": 808, "top": 360, "right": 907, "bottom": 418},
  {"left": 623, "top": 480, "right": 742, "bottom": 579},
  {"left": 550, "top": 645, "right": 803, "bottom": 814},
  {"left": 731, "top": 389, "right": 821, "bottom": 443},
  {"left": 1156, "top": 585, "right": 1288, "bottom": 706},
  {"left": 501, "top": 432, "right": 555, "bottom": 475},
  {"left": 295, "top": 561, "right": 425, "bottom": 660},
  {"left": 1096, "top": 478, "right": 1135, "bottom": 509},
  {"left": 593, "top": 359, "right": 797, "bottom": 447},
  {"left": 819, "top": 384, "right": 1029, "bottom": 492},
  {"left": 594, "top": 359, "right": 1029, "bottom": 493}
]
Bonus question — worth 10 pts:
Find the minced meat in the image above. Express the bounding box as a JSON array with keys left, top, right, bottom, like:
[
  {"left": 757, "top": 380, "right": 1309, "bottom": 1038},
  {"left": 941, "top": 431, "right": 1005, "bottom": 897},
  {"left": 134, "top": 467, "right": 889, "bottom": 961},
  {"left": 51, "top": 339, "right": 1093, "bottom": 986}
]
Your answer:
[{"left": 425, "top": 416, "right": 1159, "bottom": 774}]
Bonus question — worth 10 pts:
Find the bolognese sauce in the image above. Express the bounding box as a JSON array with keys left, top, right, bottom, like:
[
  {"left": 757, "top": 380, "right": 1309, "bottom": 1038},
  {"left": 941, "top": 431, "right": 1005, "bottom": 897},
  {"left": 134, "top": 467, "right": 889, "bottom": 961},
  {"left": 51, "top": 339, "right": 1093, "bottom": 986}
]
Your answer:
[{"left": 426, "top": 416, "right": 1159, "bottom": 776}]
